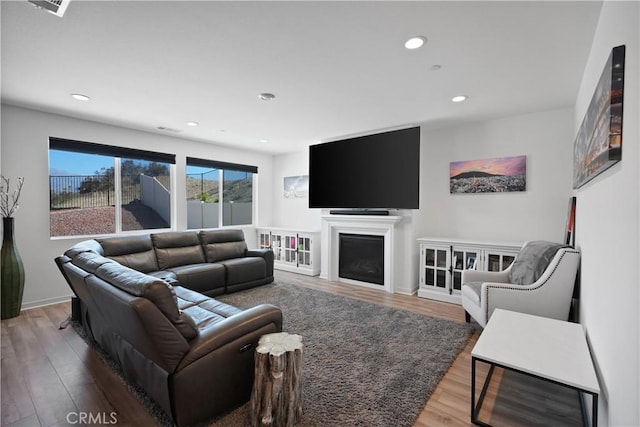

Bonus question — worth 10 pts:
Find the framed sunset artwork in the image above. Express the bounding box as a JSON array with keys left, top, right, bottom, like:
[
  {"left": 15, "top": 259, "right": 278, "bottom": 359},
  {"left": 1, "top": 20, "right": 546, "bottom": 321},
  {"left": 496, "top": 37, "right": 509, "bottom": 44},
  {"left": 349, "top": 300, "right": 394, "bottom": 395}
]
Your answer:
[{"left": 450, "top": 155, "right": 526, "bottom": 194}]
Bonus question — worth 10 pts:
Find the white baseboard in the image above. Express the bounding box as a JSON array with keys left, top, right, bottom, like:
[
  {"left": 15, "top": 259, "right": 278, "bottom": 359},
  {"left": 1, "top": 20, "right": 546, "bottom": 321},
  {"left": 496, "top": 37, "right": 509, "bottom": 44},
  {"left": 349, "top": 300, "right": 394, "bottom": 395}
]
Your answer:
[{"left": 21, "top": 295, "right": 72, "bottom": 310}]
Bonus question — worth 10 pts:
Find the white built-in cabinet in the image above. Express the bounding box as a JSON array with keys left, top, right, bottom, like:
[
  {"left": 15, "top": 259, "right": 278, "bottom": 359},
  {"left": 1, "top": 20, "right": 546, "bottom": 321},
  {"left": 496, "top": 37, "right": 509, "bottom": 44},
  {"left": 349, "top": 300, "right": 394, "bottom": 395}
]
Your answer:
[
  {"left": 257, "top": 228, "right": 320, "bottom": 276},
  {"left": 417, "top": 237, "right": 521, "bottom": 304}
]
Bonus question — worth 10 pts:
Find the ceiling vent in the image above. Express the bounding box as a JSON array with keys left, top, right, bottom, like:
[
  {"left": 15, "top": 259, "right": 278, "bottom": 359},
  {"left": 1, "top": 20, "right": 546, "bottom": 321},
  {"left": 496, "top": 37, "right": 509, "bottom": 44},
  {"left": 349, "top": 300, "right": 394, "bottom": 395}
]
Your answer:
[
  {"left": 27, "top": 0, "right": 70, "bottom": 18},
  {"left": 156, "top": 126, "right": 182, "bottom": 133}
]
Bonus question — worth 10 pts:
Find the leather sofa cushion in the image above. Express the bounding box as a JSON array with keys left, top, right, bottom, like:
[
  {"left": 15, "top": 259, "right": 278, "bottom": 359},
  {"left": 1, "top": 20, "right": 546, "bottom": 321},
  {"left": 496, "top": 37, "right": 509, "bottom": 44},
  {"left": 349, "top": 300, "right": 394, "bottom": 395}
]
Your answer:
[
  {"left": 175, "top": 286, "right": 242, "bottom": 330},
  {"left": 167, "top": 263, "right": 226, "bottom": 295},
  {"left": 70, "top": 251, "right": 115, "bottom": 274},
  {"left": 199, "top": 230, "right": 247, "bottom": 262},
  {"left": 97, "top": 235, "right": 159, "bottom": 273},
  {"left": 218, "top": 257, "right": 266, "bottom": 286},
  {"left": 65, "top": 239, "right": 104, "bottom": 258},
  {"left": 93, "top": 262, "right": 197, "bottom": 340},
  {"left": 152, "top": 232, "right": 205, "bottom": 270}
]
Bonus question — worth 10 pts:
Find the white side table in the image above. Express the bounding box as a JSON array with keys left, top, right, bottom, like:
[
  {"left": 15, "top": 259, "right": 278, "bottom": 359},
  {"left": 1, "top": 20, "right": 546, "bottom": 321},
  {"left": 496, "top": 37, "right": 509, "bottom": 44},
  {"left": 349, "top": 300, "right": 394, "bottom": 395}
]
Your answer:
[{"left": 471, "top": 309, "right": 599, "bottom": 426}]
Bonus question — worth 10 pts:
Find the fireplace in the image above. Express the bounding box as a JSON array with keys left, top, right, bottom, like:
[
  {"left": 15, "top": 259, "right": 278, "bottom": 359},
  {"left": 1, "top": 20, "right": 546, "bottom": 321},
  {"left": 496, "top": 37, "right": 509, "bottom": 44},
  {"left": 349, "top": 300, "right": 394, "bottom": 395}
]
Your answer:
[
  {"left": 339, "top": 233, "right": 384, "bottom": 285},
  {"left": 321, "top": 213, "right": 409, "bottom": 294}
]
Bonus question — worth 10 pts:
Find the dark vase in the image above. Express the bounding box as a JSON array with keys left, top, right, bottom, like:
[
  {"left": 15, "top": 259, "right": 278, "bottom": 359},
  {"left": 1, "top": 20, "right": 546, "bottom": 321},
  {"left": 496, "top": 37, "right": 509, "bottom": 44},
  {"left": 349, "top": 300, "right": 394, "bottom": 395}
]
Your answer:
[{"left": 1, "top": 217, "right": 25, "bottom": 319}]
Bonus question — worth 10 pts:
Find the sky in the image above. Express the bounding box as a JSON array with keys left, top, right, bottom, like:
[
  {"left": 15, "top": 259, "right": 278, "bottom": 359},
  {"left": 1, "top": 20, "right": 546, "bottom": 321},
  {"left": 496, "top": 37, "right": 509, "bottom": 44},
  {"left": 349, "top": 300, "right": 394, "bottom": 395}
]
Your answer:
[
  {"left": 49, "top": 150, "right": 113, "bottom": 176},
  {"left": 449, "top": 155, "right": 526, "bottom": 177}
]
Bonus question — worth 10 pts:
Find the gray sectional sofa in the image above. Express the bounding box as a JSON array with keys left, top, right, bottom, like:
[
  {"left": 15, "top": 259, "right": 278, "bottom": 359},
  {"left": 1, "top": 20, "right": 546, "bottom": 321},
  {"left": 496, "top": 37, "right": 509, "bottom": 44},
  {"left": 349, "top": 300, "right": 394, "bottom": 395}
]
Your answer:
[{"left": 55, "top": 229, "right": 282, "bottom": 426}]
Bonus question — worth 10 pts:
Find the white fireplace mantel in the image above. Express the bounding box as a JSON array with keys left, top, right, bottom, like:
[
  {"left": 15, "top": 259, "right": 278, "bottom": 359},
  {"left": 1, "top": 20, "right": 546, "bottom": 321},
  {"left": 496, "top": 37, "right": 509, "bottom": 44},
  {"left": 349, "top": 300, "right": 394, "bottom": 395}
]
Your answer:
[{"left": 320, "top": 214, "right": 404, "bottom": 293}]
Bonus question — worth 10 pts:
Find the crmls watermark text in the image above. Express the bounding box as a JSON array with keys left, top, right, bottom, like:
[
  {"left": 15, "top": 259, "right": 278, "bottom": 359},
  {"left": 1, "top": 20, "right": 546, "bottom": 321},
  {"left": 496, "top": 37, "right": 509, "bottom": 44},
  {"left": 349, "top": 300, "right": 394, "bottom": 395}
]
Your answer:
[{"left": 66, "top": 412, "right": 118, "bottom": 424}]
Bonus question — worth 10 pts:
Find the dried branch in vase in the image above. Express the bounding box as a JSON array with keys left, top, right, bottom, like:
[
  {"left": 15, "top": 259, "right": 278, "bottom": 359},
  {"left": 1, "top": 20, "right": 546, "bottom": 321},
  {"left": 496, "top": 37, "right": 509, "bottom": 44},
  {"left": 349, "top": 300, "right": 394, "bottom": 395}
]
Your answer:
[{"left": 1, "top": 175, "right": 25, "bottom": 218}]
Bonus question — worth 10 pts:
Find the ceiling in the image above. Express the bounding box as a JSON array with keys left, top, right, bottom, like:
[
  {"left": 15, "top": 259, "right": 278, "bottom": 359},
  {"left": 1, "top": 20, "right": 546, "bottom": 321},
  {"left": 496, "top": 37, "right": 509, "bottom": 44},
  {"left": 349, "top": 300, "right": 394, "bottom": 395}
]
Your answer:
[{"left": 1, "top": 1, "right": 603, "bottom": 154}]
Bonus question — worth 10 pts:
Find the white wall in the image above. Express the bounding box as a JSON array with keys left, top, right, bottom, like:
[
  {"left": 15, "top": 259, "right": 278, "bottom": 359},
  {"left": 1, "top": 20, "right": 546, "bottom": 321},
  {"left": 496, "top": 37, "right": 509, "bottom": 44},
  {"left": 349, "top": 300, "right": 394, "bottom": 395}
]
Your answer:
[
  {"left": 0, "top": 104, "right": 274, "bottom": 308},
  {"left": 270, "top": 150, "right": 321, "bottom": 230},
  {"left": 273, "top": 108, "right": 574, "bottom": 244},
  {"left": 414, "top": 107, "right": 575, "bottom": 243},
  {"left": 272, "top": 108, "right": 574, "bottom": 295},
  {"left": 573, "top": 1, "right": 639, "bottom": 425}
]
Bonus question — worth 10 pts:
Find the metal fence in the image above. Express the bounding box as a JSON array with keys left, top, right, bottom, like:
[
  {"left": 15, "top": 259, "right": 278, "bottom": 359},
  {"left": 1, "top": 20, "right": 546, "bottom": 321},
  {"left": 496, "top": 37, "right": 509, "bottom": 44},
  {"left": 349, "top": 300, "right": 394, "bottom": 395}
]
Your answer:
[
  {"left": 50, "top": 175, "right": 143, "bottom": 209},
  {"left": 186, "top": 170, "right": 219, "bottom": 201}
]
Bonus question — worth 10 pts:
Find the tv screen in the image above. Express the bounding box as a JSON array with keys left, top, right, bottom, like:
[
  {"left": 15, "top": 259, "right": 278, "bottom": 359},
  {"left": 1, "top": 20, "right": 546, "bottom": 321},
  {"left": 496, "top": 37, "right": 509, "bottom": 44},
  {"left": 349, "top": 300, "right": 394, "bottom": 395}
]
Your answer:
[{"left": 309, "top": 126, "right": 420, "bottom": 209}]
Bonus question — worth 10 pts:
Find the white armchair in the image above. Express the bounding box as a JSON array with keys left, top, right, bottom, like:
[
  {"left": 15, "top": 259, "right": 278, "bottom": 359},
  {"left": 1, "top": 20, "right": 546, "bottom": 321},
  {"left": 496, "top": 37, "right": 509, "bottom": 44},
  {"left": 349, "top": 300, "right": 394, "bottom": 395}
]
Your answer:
[{"left": 461, "top": 241, "right": 580, "bottom": 327}]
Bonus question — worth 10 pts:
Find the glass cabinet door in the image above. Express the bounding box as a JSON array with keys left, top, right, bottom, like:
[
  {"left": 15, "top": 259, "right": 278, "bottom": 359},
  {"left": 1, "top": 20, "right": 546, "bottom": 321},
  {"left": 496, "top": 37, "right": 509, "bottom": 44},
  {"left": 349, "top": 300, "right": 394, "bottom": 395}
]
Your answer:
[
  {"left": 451, "top": 249, "right": 478, "bottom": 292},
  {"left": 259, "top": 232, "right": 271, "bottom": 250},
  {"left": 283, "top": 234, "right": 297, "bottom": 265},
  {"left": 486, "top": 252, "right": 517, "bottom": 271},
  {"left": 271, "top": 234, "right": 282, "bottom": 262},
  {"left": 297, "top": 236, "right": 312, "bottom": 267},
  {"left": 424, "top": 247, "right": 448, "bottom": 289}
]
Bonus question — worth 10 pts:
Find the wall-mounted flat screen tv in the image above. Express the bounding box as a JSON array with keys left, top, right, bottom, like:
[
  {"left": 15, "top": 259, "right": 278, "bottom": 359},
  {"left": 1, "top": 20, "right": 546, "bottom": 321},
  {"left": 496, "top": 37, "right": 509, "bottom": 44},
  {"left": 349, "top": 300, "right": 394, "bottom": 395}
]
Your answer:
[{"left": 309, "top": 126, "right": 420, "bottom": 209}]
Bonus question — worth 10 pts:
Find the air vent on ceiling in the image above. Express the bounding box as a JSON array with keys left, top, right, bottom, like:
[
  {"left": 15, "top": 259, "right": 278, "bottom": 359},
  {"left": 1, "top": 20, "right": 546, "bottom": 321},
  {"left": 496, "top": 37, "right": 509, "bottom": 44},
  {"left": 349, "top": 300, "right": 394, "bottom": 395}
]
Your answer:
[
  {"left": 157, "top": 126, "right": 182, "bottom": 133},
  {"left": 27, "top": 0, "right": 70, "bottom": 18}
]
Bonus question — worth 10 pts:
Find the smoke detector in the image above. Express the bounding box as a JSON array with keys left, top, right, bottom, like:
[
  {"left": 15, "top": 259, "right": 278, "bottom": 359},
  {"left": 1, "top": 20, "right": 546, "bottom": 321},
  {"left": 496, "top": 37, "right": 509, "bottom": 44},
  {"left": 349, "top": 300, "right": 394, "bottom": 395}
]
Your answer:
[{"left": 27, "top": 0, "right": 70, "bottom": 18}]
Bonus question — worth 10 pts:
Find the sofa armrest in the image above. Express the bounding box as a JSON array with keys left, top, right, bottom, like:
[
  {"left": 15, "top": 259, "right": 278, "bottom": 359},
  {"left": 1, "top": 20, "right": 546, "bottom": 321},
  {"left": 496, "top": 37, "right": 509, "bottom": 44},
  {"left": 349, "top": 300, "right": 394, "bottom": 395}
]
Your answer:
[
  {"left": 177, "top": 303, "right": 282, "bottom": 370},
  {"left": 462, "top": 269, "right": 510, "bottom": 284},
  {"left": 246, "top": 248, "right": 274, "bottom": 277}
]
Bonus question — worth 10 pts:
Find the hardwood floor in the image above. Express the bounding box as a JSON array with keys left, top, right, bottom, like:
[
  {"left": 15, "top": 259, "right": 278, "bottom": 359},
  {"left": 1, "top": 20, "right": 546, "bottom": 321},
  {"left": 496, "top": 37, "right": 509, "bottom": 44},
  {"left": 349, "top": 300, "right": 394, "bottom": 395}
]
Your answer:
[{"left": 1, "top": 271, "right": 582, "bottom": 426}]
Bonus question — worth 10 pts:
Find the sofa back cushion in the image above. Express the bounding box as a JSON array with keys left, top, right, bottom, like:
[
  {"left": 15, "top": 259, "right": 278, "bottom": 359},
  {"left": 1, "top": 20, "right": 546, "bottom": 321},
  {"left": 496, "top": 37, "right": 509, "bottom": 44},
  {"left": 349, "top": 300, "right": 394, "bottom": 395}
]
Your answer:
[
  {"left": 508, "top": 240, "right": 569, "bottom": 286},
  {"left": 151, "top": 232, "right": 205, "bottom": 270},
  {"left": 70, "top": 251, "right": 115, "bottom": 274},
  {"left": 97, "top": 235, "right": 159, "bottom": 273},
  {"left": 94, "top": 261, "right": 197, "bottom": 340},
  {"left": 199, "top": 229, "right": 248, "bottom": 262},
  {"left": 65, "top": 239, "right": 105, "bottom": 258}
]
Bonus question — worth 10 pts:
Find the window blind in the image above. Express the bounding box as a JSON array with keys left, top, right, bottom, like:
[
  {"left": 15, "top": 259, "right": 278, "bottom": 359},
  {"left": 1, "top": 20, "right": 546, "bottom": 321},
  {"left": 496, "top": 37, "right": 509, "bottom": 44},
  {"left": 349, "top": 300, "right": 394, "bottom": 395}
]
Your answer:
[
  {"left": 186, "top": 156, "right": 258, "bottom": 174},
  {"left": 50, "top": 137, "right": 176, "bottom": 164}
]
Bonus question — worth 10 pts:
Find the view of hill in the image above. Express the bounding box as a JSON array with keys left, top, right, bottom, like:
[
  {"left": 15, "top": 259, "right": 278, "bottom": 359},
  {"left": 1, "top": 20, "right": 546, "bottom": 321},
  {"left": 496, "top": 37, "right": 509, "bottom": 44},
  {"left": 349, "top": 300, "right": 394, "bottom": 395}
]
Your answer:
[
  {"left": 185, "top": 176, "right": 251, "bottom": 202},
  {"left": 451, "top": 171, "right": 502, "bottom": 180}
]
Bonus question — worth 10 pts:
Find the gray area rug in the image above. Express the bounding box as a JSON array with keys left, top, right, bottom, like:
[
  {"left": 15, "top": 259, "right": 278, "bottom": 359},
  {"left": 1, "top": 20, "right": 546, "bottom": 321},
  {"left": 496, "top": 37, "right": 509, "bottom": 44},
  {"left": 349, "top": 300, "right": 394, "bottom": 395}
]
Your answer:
[
  {"left": 213, "top": 282, "right": 474, "bottom": 427},
  {"left": 75, "top": 281, "right": 473, "bottom": 426}
]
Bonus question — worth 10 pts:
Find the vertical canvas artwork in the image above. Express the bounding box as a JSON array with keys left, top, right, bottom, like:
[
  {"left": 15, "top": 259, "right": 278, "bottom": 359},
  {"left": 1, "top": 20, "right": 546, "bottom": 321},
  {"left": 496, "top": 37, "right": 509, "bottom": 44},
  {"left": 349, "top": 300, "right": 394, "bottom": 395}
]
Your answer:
[
  {"left": 564, "top": 196, "right": 576, "bottom": 248},
  {"left": 284, "top": 175, "right": 309, "bottom": 199},
  {"left": 573, "top": 45, "right": 625, "bottom": 189},
  {"left": 450, "top": 155, "right": 526, "bottom": 194}
]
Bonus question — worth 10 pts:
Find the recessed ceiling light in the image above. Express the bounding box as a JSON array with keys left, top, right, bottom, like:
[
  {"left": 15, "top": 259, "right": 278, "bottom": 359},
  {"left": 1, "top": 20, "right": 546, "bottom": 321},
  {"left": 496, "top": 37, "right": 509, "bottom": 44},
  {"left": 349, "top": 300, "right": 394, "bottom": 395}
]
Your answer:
[
  {"left": 259, "top": 93, "right": 276, "bottom": 101},
  {"left": 452, "top": 95, "right": 468, "bottom": 103},
  {"left": 404, "top": 36, "right": 427, "bottom": 50},
  {"left": 71, "top": 93, "right": 90, "bottom": 101},
  {"left": 259, "top": 139, "right": 269, "bottom": 143},
  {"left": 186, "top": 121, "right": 199, "bottom": 127}
]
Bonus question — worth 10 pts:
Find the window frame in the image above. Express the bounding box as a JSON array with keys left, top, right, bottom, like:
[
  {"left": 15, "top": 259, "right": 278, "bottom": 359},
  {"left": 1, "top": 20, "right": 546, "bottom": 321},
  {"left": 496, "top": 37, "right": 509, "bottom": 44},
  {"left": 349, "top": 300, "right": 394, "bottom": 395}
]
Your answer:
[
  {"left": 49, "top": 137, "right": 176, "bottom": 238},
  {"left": 186, "top": 157, "right": 257, "bottom": 230}
]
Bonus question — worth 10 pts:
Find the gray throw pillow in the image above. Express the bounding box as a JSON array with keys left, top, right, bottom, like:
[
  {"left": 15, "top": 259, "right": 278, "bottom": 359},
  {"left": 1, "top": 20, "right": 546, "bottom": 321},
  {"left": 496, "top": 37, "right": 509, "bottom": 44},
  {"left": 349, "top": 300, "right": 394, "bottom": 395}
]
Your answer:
[{"left": 508, "top": 241, "right": 569, "bottom": 286}]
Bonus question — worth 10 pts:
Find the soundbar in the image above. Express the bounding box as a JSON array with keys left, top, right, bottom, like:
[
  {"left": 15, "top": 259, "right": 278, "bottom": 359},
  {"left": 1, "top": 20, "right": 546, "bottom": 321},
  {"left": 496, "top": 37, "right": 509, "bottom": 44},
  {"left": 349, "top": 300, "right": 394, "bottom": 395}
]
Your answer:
[{"left": 329, "top": 209, "right": 390, "bottom": 216}]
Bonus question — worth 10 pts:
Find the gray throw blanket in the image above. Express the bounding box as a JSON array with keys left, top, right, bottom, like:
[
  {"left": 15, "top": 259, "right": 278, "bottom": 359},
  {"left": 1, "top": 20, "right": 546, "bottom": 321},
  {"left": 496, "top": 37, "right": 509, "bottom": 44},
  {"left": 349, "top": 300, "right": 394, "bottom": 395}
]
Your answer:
[{"left": 508, "top": 240, "right": 569, "bottom": 285}]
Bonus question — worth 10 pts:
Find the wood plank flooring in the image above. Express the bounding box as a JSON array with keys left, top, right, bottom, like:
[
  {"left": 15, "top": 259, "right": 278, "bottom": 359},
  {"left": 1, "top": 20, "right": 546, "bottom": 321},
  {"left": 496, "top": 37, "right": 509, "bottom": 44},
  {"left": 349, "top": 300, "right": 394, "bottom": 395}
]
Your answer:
[{"left": 1, "top": 270, "right": 582, "bottom": 426}]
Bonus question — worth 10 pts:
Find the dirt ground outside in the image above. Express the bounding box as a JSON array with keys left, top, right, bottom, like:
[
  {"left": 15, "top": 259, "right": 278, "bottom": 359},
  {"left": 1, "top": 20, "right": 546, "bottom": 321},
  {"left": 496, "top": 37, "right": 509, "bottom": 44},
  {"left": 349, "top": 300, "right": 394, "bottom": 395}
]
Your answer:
[{"left": 50, "top": 202, "right": 169, "bottom": 237}]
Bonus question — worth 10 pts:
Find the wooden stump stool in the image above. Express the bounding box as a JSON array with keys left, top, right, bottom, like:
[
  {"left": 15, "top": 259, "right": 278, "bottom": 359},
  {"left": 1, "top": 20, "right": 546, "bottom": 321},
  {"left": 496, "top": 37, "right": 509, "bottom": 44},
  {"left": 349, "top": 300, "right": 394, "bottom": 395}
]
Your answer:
[{"left": 250, "top": 332, "right": 303, "bottom": 427}]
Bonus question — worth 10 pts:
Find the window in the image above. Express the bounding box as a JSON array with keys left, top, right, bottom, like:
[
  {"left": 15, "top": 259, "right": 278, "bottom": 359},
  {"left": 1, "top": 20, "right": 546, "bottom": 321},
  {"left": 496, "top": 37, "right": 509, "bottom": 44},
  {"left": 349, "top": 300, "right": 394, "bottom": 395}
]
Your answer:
[
  {"left": 186, "top": 157, "right": 256, "bottom": 229},
  {"left": 49, "top": 138, "right": 175, "bottom": 237}
]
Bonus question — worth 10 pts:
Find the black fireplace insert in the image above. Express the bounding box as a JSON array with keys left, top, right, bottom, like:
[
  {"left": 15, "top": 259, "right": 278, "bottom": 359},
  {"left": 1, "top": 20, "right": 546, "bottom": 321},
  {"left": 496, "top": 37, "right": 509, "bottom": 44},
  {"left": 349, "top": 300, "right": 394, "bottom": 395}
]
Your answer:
[{"left": 338, "top": 233, "right": 384, "bottom": 285}]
